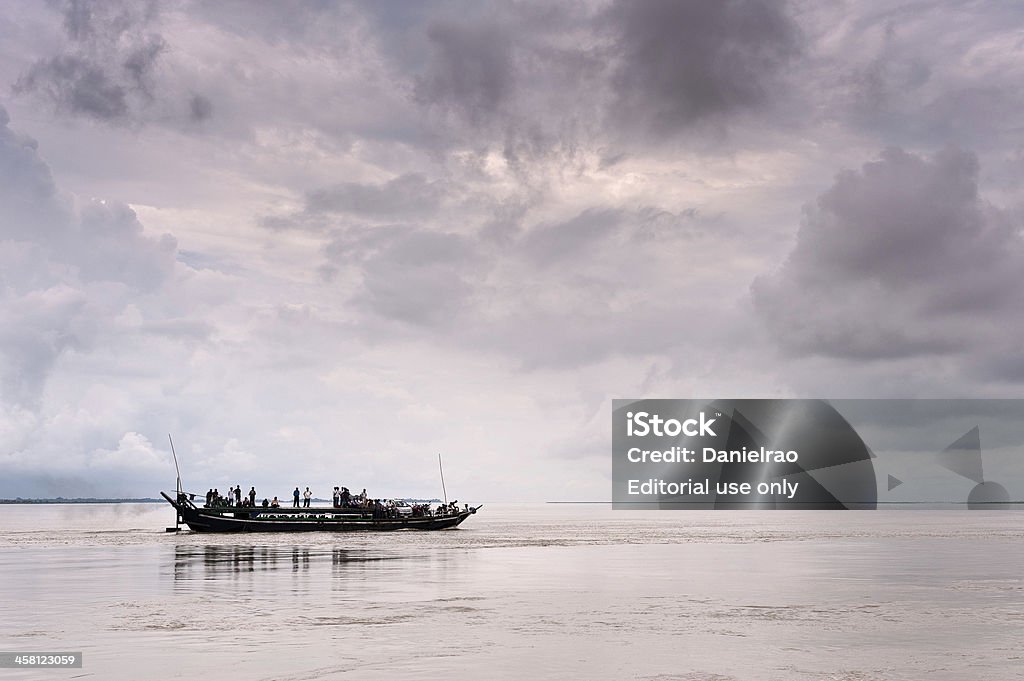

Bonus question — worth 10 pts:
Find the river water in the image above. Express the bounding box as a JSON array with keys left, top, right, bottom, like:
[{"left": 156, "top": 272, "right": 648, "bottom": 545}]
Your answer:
[{"left": 1, "top": 503, "right": 1022, "bottom": 680}]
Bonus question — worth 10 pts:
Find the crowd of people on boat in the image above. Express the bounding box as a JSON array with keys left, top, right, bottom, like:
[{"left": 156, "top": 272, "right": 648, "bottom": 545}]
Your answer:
[
  {"left": 360, "top": 498, "right": 463, "bottom": 518},
  {"left": 205, "top": 486, "right": 261, "bottom": 507},
  {"left": 435, "top": 501, "right": 466, "bottom": 517},
  {"left": 203, "top": 484, "right": 465, "bottom": 517},
  {"left": 330, "top": 486, "right": 364, "bottom": 508},
  {"left": 205, "top": 486, "right": 283, "bottom": 508}
]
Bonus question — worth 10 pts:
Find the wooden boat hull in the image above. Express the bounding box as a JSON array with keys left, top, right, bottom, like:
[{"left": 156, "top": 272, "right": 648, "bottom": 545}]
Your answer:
[{"left": 162, "top": 493, "right": 479, "bottom": 533}]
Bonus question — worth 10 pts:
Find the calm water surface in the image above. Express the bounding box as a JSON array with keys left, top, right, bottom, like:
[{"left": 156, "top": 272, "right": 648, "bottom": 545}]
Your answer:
[{"left": 1, "top": 503, "right": 1022, "bottom": 680}]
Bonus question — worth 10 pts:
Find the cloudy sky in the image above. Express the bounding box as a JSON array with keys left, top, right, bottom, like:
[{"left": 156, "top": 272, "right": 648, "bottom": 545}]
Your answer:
[{"left": 1, "top": 0, "right": 1023, "bottom": 501}]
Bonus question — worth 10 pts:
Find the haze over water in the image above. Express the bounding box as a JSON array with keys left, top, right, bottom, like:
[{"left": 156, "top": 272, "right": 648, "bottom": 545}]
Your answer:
[{"left": 1, "top": 504, "right": 1022, "bottom": 680}]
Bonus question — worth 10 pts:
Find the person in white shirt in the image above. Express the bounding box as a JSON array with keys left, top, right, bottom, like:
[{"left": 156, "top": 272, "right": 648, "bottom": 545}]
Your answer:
[{"left": 303, "top": 487, "right": 312, "bottom": 508}]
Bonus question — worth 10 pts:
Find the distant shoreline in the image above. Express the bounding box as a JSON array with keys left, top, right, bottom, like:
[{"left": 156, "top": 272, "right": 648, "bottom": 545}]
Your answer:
[{"left": 0, "top": 498, "right": 163, "bottom": 504}]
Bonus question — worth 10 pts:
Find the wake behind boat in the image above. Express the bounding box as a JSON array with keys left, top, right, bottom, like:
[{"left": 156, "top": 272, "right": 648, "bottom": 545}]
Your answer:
[{"left": 162, "top": 492, "right": 480, "bottom": 532}]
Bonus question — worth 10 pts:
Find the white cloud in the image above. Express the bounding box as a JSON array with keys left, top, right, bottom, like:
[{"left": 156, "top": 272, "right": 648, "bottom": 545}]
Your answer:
[{"left": 90, "top": 431, "right": 172, "bottom": 473}]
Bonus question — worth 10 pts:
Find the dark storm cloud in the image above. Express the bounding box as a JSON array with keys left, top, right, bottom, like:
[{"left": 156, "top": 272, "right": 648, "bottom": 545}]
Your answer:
[
  {"left": 603, "top": 0, "right": 801, "bottom": 135},
  {"left": 401, "top": 4, "right": 607, "bottom": 168},
  {"left": 0, "top": 107, "right": 178, "bottom": 406},
  {"left": 0, "top": 108, "right": 67, "bottom": 244},
  {"left": 399, "top": 0, "right": 802, "bottom": 157},
  {"left": 752, "top": 148, "right": 1024, "bottom": 361},
  {"left": 121, "top": 36, "right": 166, "bottom": 95},
  {"left": 15, "top": 56, "right": 130, "bottom": 120},
  {"left": 13, "top": 0, "right": 166, "bottom": 122},
  {"left": 414, "top": 22, "right": 514, "bottom": 123}
]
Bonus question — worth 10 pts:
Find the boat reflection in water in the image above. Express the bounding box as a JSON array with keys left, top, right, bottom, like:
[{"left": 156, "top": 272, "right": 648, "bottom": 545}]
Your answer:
[{"left": 170, "top": 544, "right": 422, "bottom": 581}]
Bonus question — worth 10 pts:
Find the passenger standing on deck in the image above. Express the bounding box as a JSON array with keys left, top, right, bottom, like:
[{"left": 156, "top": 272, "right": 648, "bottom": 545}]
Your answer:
[
  {"left": 248, "top": 487, "right": 256, "bottom": 506},
  {"left": 234, "top": 485, "right": 242, "bottom": 504},
  {"left": 303, "top": 487, "right": 312, "bottom": 508},
  {"left": 293, "top": 487, "right": 300, "bottom": 507},
  {"left": 205, "top": 489, "right": 213, "bottom": 506},
  {"left": 332, "top": 487, "right": 340, "bottom": 508}
]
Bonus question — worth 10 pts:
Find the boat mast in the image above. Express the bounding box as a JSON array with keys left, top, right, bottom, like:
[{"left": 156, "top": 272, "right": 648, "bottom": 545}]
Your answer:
[
  {"left": 168, "top": 433, "right": 182, "bottom": 495},
  {"left": 438, "top": 453, "right": 448, "bottom": 506},
  {"left": 167, "top": 434, "right": 182, "bottom": 532}
]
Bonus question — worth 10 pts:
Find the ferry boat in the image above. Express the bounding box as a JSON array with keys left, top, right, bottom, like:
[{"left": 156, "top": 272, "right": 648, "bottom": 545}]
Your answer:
[
  {"left": 160, "top": 437, "right": 478, "bottom": 532},
  {"left": 161, "top": 491, "right": 480, "bottom": 532}
]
